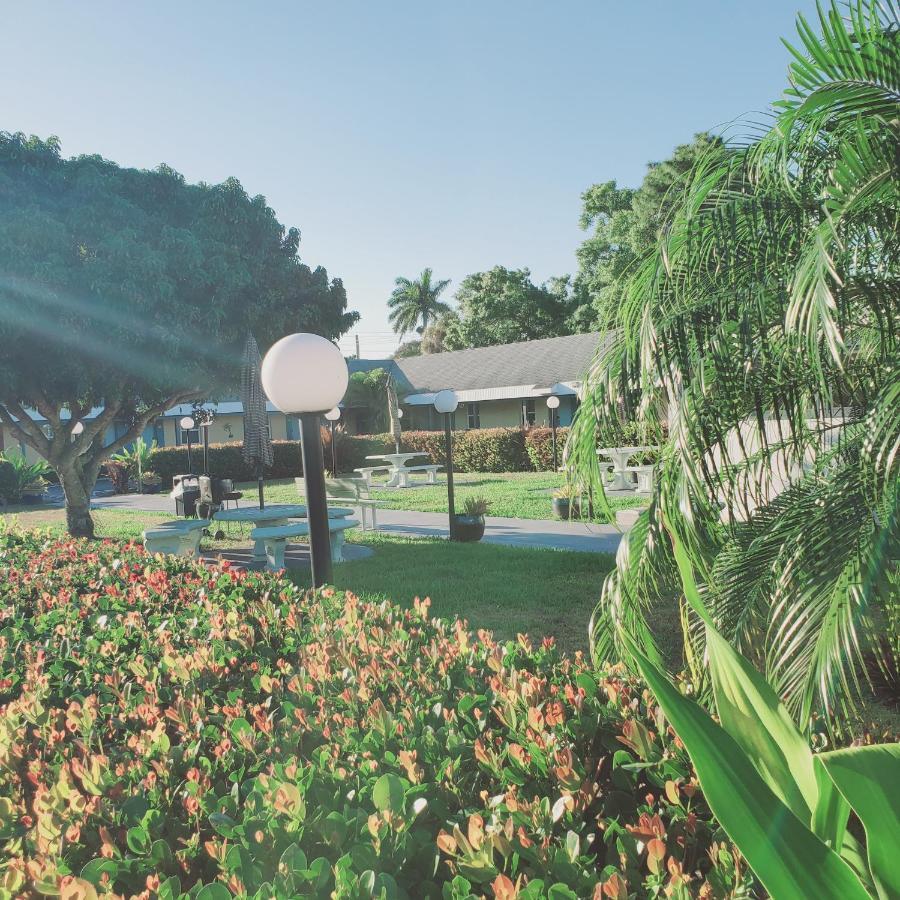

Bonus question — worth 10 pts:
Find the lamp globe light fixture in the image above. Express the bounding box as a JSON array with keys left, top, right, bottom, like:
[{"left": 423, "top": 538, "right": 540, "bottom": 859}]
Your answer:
[
  {"left": 396, "top": 408, "right": 403, "bottom": 419},
  {"left": 261, "top": 333, "right": 349, "bottom": 587},
  {"left": 71, "top": 420, "right": 84, "bottom": 436},
  {"left": 432, "top": 389, "right": 459, "bottom": 539},
  {"left": 324, "top": 406, "right": 341, "bottom": 422},
  {"left": 546, "top": 395, "right": 561, "bottom": 470},
  {"left": 261, "top": 333, "right": 348, "bottom": 415},
  {"left": 180, "top": 416, "right": 196, "bottom": 475}
]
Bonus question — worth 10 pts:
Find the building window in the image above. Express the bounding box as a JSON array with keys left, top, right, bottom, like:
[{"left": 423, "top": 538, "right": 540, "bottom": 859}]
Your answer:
[
  {"left": 176, "top": 422, "right": 200, "bottom": 446},
  {"left": 467, "top": 403, "right": 480, "bottom": 429},
  {"left": 522, "top": 398, "right": 536, "bottom": 427}
]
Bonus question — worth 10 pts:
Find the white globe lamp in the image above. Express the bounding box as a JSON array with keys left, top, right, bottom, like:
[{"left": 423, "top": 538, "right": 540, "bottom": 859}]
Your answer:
[
  {"left": 71, "top": 420, "right": 84, "bottom": 435},
  {"left": 546, "top": 395, "right": 560, "bottom": 410},
  {"left": 324, "top": 407, "right": 341, "bottom": 422},
  {"left": 180, "top": 415, "right": 195, "bottom": 430},
  {"left": 260, "top": 333, "right": 349, "bottom": 588},
  {"left": 433, "top": 389, "right": 459, "bottom": 415},
  {"left": 261, "top": 333, "right": 348, "bottom": 414},
  {"left": 396, "top": 408, "right": 404, "bottom": 419}
]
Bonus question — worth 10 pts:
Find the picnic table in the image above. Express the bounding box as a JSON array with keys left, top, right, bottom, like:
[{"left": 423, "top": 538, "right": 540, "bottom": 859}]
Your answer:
[
  {"left": 596, "top": 446, "right": 654, "bottom": 491},
  {"left": 212, "top": 503, "right": 354, "bottom": 564},
  {"left": 364, "top": 452, "right": 429, "bottom": 487}
]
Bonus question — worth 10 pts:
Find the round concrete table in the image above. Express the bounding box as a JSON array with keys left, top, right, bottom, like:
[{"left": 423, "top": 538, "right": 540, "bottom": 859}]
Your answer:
[
  {"left": 213, "top": 504, "right": 354, "bottom": 565},
  {"left": 596, "top": 447, "right": 653, "bottom": 491}
]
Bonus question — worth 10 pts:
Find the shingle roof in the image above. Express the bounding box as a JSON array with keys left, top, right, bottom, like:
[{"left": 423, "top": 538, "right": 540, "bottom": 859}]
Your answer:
[{"left": 392, "top": 332, "right": 606, "bottom": 394}]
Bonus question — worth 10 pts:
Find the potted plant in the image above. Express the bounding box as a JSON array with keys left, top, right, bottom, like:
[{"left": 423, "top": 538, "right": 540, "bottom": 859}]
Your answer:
[
  {"left": 552, "top": 486, "right": 580, "bottom": 520},
  {"left": 20, "top": 478, "right": 47, "bottom": 505},
  {"left": 141, "top": 471, "right": 162, "bottom": 494},
  {"left": 453, "top": 496, "right": 489, "bottom": 542}
]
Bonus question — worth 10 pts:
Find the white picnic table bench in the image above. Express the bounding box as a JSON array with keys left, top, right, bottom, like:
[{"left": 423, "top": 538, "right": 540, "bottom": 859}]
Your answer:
[
  {"left": 142, "top": 519, "right": 211, "bottom": 559},
  {"left": 356, "top": 452, "right": 441, "bottom": 488},
  {"left": 250, "top": 518, "right": 359, "bottom": 571}
]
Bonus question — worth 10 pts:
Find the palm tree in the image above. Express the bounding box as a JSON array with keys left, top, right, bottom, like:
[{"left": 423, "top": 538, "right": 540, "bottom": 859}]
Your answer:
[
  {"left": 567, "top": 0, "right": 899, "bottom": 732},
  {"left": 387, "top": 268, "right": 452, "bottom": 337}
]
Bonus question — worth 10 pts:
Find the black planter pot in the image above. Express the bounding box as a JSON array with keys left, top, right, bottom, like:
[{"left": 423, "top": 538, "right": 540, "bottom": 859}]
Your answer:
[
  {"left": 453, "top": 514, "right": 485, "bottom": 542},
  {"left": 552, "top": 497, "right": 579, "bottom": 520},
  {"left": 142, "top": 483, "right": 161, "bottom": 494},
  {"left": 20, "top": 493, "right": 45, "bottom": 506}
]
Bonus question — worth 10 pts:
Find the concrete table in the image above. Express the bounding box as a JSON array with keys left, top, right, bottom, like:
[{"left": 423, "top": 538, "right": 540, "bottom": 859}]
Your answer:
[
  {"left": 365, "top": 452, "right": 429, "bottom": 487},
  {"left": 213, "top": 504, "right": 353, "bottom": 565},
  {"left": 596, "top": 446, "right": 653, "bottom": 491}
]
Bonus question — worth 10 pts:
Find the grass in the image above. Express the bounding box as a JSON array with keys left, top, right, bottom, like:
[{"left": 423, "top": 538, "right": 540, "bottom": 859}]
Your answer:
[
  {"left": 237, "top": 471, "right": 647, "bottom": 522},
  {"left": 313, "top": 530, "right": 615, "bottom": 655}
]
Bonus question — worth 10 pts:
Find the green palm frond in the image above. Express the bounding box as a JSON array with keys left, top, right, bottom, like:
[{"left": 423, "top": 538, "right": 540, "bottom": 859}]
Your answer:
[{"left": 571, "top": 0, "right": 900, "bottom": 733}]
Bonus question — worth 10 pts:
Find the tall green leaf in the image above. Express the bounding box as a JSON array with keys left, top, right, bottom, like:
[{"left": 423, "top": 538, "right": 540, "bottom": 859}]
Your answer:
[
  {"left": 818, "top": 744, "right": 900, "bottom": 900},
  {"left": 628, "top": 641, "right": 869, "bottom": 899}
]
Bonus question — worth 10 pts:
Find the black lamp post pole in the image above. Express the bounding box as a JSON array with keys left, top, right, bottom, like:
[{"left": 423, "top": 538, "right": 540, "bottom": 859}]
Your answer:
[
  {"left": 330, "top": 420, "right": 337, "bottom": 475},
  {"left": 186, "top": 436, "right": 193, "bottom": 475},
  {"left": 202, "top": 426, "right": 210, "bottom": 476},
  {"left": 444, "top": 412, "right": 456, "bottom": 540},
  {"left": 550, "top": 408, "right": 558, "bottom": 471},
  {"left": 300, "top": 412, "right": 333, "bottom": 587}
]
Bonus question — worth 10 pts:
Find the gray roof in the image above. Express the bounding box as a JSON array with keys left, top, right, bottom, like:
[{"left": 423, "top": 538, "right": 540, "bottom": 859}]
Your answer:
[{"left": 392, "top": 332, "right": 605, "bottom": 394}]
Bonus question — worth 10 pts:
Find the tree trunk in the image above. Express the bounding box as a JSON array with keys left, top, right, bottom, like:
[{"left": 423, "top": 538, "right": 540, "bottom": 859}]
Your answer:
[{"left": 58, "top": 462, "right": 96, "bottom": 539}]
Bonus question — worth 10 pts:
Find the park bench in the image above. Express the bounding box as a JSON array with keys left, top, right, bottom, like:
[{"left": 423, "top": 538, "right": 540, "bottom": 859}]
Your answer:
[
  {"left": 353, "top": 465, "right": 391, "bottom": 488},
  {"left": 624, "top": 465, "right": 655, "bottom": 493},
  {"left": 396, "top": 464, "right": 442, "bottom": 487},
  {"left": 142, "top": 519, "right": 211, "bottom": 559},
  {"left": 295, "top": 477, "right": 383, "bottom": 531},
  {"left": 250, "top": 518, "right": 359, "bottom": 571}
]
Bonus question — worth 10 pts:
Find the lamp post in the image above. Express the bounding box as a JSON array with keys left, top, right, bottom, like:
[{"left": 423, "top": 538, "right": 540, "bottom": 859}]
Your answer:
[
  {"left": 546, "top": 395, "right": 560, "bottom": 471},
  {"left": 324, "top": 407, "right": 341, "bottom": 475},
  {"left": 180, "top": 416, "right": 195, "bottom": 474},
  {"left": 433, "top": 390, "right": 459, "bottom": 540},
  {"left": 261, "top": 333, "right": 349, "bottom": 588}
]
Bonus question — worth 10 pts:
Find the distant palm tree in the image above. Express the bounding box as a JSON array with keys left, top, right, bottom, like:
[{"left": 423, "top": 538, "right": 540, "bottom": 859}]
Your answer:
[{"left": 387, "top": 268, "right": 451, "bottom": 337}]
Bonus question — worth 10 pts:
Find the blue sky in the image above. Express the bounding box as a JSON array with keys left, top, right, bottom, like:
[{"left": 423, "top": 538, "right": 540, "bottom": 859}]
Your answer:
[{"left": 2, "top": 1, "right": 819, "bottom": 357}]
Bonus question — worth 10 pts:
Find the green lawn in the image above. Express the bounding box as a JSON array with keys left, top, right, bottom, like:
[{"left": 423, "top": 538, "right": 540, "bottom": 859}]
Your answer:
[
  {"left": 312, "top": 530, "right": 614, "bottom": 654},
  {"left": 237, "top": 471, "right": 646, "bottom": 522}
]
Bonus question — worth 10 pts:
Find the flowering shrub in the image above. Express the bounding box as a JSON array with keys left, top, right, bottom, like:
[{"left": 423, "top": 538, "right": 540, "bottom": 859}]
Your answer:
[
  {"left": 524, "top": 428, "right": 570, "bottom": 472},
  {"left": 0, "top": 530, "right": 753, "bottom": 898}
]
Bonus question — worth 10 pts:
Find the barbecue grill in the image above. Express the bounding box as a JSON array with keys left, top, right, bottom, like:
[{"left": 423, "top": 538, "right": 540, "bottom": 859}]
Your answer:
[{"left": 171, "top": 474, "right": 200, "bottom": 517}]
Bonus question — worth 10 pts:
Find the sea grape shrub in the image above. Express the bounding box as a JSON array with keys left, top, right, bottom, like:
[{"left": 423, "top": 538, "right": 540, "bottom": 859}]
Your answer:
[{"left": 0, "top": 530, "right": 754, "bottom": 898}]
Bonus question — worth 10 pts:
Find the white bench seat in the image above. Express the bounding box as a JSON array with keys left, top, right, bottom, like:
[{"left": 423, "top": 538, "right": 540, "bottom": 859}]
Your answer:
[
  {"left": 353, "top": 466, "right": 391, "bottom": 488},
  {"left": 143, "top": 519, "right": 211, "bottom": 559},
  {"left": 250, "top": 519, "right": 360, "bottom": 571},
  {"left": 624, "top": 464, "right": 655, "bottom": 493},
  {"left": 396, "top": 464, "right": 441, "bottom": 487}
]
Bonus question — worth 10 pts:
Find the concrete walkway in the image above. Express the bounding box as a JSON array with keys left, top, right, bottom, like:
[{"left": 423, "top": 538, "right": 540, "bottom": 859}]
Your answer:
[{"left": 89, "top": 493, "right": 623, "bottom": 555}]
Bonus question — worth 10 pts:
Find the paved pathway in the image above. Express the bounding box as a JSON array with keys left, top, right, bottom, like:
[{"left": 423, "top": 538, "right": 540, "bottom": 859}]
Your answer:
[{"left": 89, "top": 493, "right": 622, "bottom": 555}]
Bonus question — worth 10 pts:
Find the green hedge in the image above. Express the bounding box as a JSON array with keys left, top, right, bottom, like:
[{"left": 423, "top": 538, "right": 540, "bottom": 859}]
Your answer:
[
  {"left": 0, "top": 529, "right": 753, "bottom": 897},
  {"left": 525, "top": 426, "right": 570, "bottom": 471},
  {"left": 149, "top": 428, "right": 570, "bottom": 484}
]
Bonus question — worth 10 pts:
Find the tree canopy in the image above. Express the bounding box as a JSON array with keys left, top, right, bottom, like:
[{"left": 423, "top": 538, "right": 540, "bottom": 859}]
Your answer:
[
  {"left": 446, "top": 266, "right": 574, "bottom": 349},
  {"left": 0, "top": 132, "right": 357, "bottom": 534},
  {"left": 571, "top": 133, "right": 723, "bottom": 330}
]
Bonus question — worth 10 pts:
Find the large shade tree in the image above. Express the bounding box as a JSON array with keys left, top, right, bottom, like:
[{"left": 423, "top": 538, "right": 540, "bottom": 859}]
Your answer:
[
  {"left": 0, "top": 133, "right": 357, "bottom": 537},
  {"left": 568, "top": 1, "right": 899, "bottom": 732},
  {"left": 446, "top": 266, "right": 575, "bottom": 349},
  {"left": 387, "top": 268, "right": 451, "bottom": 337}
]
